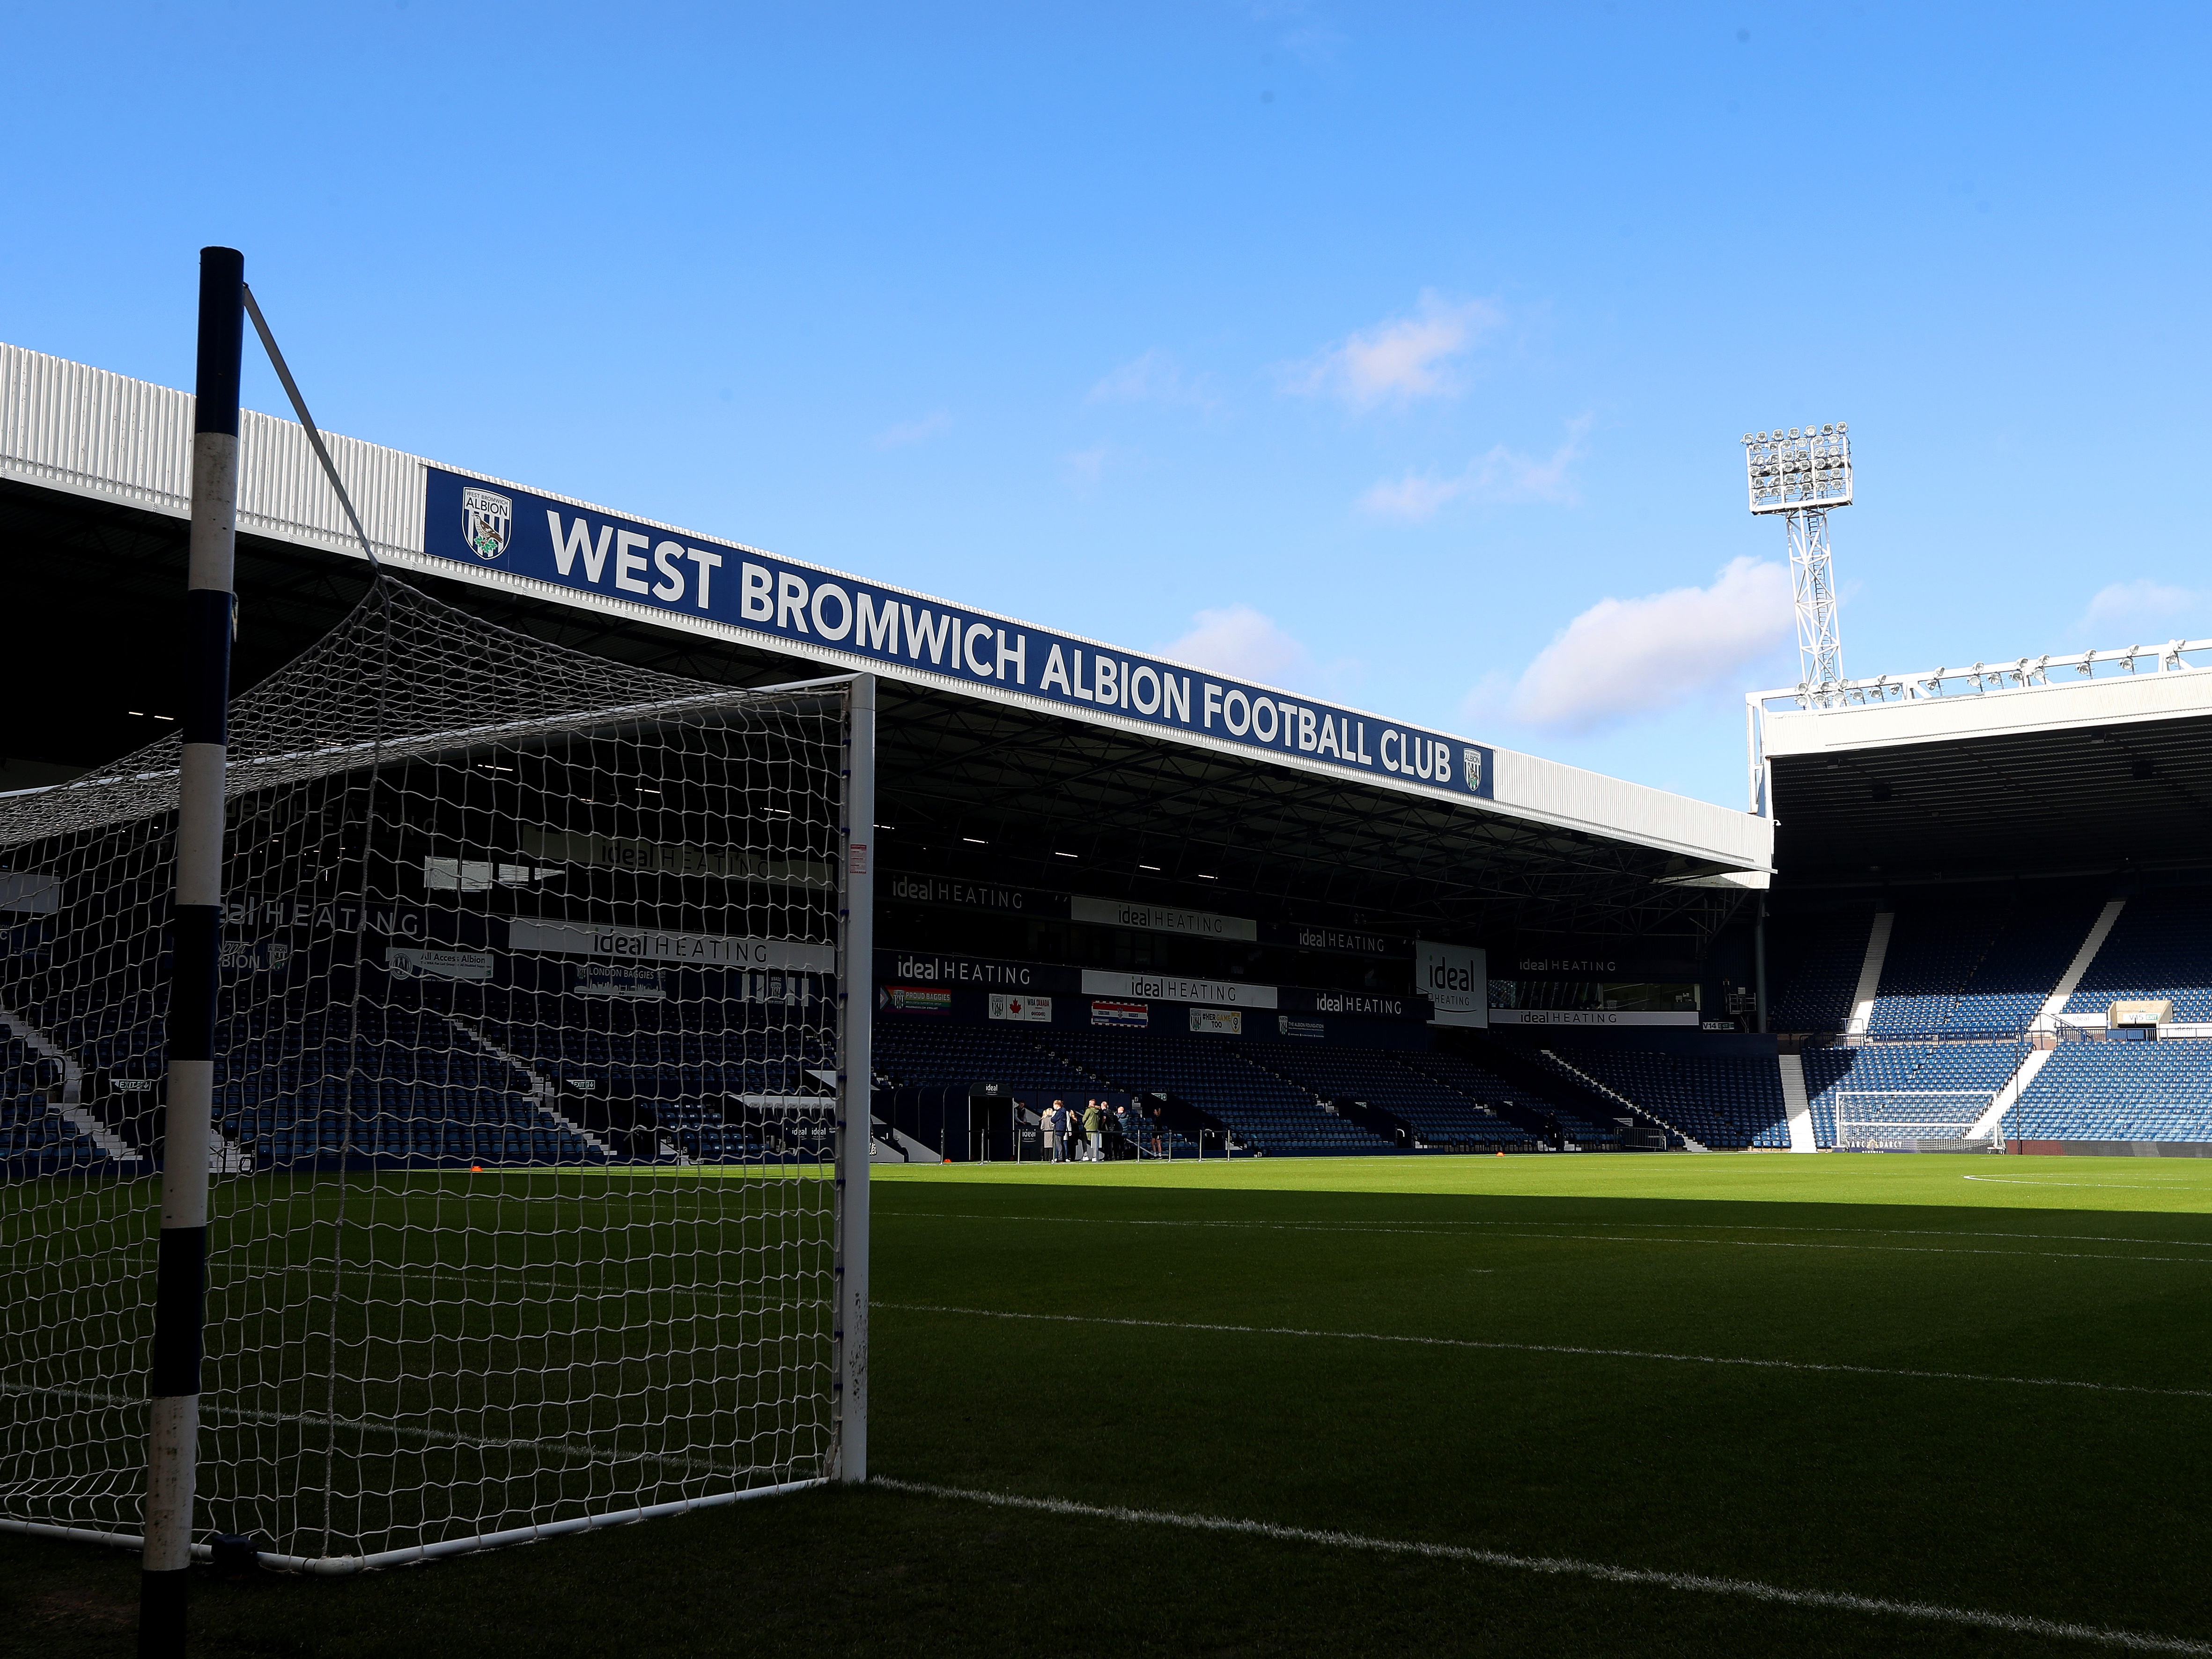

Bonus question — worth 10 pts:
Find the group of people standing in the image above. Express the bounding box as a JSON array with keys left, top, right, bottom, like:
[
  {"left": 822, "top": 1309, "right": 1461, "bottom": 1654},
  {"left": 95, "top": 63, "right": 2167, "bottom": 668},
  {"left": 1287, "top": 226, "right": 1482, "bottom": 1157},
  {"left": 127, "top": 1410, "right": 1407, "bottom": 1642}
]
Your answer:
[
  {"left": 1038, "top": 1098, "right": 1161, "bottom": 1162},
  {"left": 1040, "top": 1099, "right": 1105, "bottom": 1161}
]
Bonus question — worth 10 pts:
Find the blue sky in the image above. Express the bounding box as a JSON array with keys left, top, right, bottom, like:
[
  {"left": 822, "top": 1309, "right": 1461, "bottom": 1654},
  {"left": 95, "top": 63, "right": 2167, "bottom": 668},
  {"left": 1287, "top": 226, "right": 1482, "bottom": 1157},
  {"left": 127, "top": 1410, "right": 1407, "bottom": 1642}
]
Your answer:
[{"left": 6, "top": 3, "right": 2208, "bottom": 808}]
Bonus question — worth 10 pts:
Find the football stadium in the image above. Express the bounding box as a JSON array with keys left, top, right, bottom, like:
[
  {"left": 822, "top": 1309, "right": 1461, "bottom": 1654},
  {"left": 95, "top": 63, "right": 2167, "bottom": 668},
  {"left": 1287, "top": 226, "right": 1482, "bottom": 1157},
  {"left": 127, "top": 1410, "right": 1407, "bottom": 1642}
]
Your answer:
[{"left": 4, "top": 294, "right": 2212, "bottom": 1659}]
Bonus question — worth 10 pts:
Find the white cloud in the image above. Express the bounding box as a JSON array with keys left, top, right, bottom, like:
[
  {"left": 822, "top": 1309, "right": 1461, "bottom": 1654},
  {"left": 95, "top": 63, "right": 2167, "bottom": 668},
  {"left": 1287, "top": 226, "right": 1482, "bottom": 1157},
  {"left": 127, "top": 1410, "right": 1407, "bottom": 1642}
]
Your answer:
[
  {"left": 1507, "top": 557, "right": 1794, "bottom": 733},
  {"left": 1277, "top": 24, "right": 1343, "bottom": 65},
  {"left": 1360, "top": 471, "right": 1467, "bottom": 521},
  {"left": 1063, "top": 443, "right": 1111, "bottom": 492},
  {"left": 1156, "top": 603, "right": 1360, "bottom": 694},
  {"left": 1086, "top": 349, "right": 1214, "bottom": 409},
  {"left": 1159, "top": 604, "right": 1314, "bottom": 684},
  {"left": 1292, "top": 290, "right": 1500, "bottom": 409},
  {"left": 2077, "top": 577, "right": 2210, "bottom": 639},
  {"left": 1360, "top": 416, "right": 1590, "bottom": 521},
  {"left": 874, "top": 410, "right": 951, "bottom": 449}
]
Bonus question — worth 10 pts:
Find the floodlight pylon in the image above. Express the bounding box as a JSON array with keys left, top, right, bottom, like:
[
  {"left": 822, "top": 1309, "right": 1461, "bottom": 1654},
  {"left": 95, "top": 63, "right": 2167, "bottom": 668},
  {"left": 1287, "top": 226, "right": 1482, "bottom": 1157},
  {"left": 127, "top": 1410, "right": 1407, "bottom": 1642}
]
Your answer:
[
  {"left": 1743, "top": 424, "right": 1852, "bottom": 708},
  {"left": 1789, "top": 509, "right": 1843, "bottom": 704}
]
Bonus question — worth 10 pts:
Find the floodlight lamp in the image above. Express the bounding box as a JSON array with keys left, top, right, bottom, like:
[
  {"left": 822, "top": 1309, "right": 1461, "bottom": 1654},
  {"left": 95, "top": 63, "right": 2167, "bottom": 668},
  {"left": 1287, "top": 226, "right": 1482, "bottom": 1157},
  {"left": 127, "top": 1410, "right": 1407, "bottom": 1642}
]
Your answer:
[{"left": 1745, "top": 417, "right": 1852, "bottom": 514}]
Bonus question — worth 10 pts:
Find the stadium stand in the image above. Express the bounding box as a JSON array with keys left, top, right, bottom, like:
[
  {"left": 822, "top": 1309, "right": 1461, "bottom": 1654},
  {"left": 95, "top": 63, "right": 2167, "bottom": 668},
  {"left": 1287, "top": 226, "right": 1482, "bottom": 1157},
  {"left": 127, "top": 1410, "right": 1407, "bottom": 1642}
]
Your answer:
[
  {"left": 874, "top": 1020, "right": 1099, "bottom": 1101},
  {"left": 1766, "top": 904, "right": 1875, "bottom": 1033},
  {"left": 0, "top": 925, "right": 647, "bottom": 1167},
  {"left": 1753, "top": 887, "right": 2212, "bottom": 1147},
  {"left": 2064, "top": 889, "right": 2212, "bottom": 1023},
  {"left": 1536, "top": 1044, "right": 1790, "bottom": 1150},
  {"left": 872, "top": 1021, "right": 1208, "bottom": 1158},
  {"left": 1039, "top": 1029, "right": 1394, "bottom": 1156},
  {"left": 464, "top": 983, "right": 833, "bottom": 1163},
  {"left": 1406, "top": 1046, "right": 1622, "bottom": 1150},
  {"left": 214, "top": 998, "right": 605, "bottom": 1168},
  {"left": 1800, "top": 1041, "right": 2020, "bottom": 1146},
  {"left": 1239, "top": 1040, "right": 1534, "bottom": 1150},
  {"left": 2013, "top": 1039, "right": 2212, "bottom": 1143},
  {"left": 1867, "top": 898, "right": 2103, "bottom": 1039},
  {"left": 0, "top": 1030, "right": 105, "bottom": 1172}
]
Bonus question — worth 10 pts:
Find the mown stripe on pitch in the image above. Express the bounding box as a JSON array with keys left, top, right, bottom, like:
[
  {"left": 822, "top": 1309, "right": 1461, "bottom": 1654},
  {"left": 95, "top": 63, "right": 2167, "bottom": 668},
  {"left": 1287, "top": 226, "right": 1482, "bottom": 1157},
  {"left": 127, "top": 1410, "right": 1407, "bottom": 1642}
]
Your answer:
[
  {"left": 879, "top": 1302, "right": 2212, "bottom": 1401},
  {"left": 873, "top": 1475, "right": 2212, "bottom": 1656},
  {"left": 886, "top": 1209, "right": 2212, "bottom": 1263}
]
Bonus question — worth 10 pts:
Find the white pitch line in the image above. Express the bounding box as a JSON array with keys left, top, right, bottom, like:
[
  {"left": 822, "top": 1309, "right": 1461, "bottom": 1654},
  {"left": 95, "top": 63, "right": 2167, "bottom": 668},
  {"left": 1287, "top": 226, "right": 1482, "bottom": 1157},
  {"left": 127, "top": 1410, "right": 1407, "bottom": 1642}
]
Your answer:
[
  {"left": 888, "top": 1206, "right": 2212, "bottom": 1248},
  {"left": 1964, "top": 1176, "right": 2212, "bottom": 1191},
  {"left": 886, "top": 1209, "right": 2212, "bottom": 1265},
  {"left": 878, "top": 1302, "right": 2212, "bottom": 1401},
  {"left": 871, "top": 1475, "right": 2212, "bottom": 1656},
  {"left": 1523, "top": 1231, "right": 2212, "bottom": 1266},
  {"left": 1455, "top": 1217, "right": 2212, "bottom": 1250}
]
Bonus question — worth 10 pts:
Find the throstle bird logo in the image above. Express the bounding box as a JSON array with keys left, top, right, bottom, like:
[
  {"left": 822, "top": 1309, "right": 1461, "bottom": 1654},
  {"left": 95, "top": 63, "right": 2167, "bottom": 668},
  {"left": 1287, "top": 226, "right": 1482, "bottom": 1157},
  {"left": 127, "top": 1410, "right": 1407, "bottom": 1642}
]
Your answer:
[
  {"left": 463, "top": 487, "right": 513, "bottom": 561},
  {"left": 1462, "top": 747, "right": 1483, "bottom": 795}
]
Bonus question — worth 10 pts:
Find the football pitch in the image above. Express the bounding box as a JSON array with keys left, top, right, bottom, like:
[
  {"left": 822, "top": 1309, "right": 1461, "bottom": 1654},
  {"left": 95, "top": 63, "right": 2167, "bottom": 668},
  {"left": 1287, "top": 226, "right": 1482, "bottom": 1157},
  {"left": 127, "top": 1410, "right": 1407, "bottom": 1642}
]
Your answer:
[{"left": 5, "top": 1153, "right": 2210, "bottom": 1657}]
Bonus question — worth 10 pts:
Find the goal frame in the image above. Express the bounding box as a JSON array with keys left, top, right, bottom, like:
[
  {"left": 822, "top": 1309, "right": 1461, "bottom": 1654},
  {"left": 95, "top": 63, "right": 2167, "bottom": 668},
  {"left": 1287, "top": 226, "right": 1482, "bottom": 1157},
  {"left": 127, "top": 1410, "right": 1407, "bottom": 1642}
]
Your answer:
[
  {"left": 0, "top": 667, "right": 875, "bottom": 1575},
  {"left": 1831, "top": 1089, "right": 2005, "bottom": 1153}
]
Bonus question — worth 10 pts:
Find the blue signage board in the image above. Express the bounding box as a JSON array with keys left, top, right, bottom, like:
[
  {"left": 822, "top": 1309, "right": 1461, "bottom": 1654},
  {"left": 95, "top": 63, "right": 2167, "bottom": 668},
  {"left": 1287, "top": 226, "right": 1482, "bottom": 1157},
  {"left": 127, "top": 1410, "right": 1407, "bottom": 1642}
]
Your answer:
[{"left": 424, "top": 467, "right": 1494, "bottom": 801}]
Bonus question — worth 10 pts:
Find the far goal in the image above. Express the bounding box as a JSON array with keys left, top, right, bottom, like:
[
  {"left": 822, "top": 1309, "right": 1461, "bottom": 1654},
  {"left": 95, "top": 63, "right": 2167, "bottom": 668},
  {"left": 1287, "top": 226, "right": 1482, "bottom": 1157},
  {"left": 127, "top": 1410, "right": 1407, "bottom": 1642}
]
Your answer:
[{"left": 1831, "top": 1090, "right": 2004, "bottom": 1153}]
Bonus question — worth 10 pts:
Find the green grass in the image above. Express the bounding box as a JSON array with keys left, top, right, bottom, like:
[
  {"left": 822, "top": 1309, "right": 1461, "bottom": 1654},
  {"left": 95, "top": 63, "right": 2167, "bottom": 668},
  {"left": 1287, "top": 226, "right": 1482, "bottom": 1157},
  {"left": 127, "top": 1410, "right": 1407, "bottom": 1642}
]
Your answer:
[
  {"left": 2, "top": 1171, "right": 838, "bottom": 1558},
  {"left": 6, "top": 1153, "right": 2210, "bottom": 1656}
]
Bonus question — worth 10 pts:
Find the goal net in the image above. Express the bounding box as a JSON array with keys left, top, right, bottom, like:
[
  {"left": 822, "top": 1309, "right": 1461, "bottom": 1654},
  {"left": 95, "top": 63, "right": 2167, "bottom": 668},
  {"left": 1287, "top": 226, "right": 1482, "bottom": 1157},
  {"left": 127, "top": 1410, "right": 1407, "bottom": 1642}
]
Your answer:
[
  {"left": 0, "top": 576, "right": 867, "bottom": 1569},
  {"left": 1831, "top": 1090, "right": 2003, "bottom": 1153}
]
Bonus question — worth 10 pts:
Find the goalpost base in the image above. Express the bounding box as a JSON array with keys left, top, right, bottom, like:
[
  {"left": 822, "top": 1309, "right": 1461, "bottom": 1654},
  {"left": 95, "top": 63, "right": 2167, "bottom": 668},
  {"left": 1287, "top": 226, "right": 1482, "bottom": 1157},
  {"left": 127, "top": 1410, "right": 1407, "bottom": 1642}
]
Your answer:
[
  {"left": 1833, "top": 1138, "right": 2005, "bottom": 1154},
  {"left": 1, "top": 1476, "right": 831, "bottom": 1575}
]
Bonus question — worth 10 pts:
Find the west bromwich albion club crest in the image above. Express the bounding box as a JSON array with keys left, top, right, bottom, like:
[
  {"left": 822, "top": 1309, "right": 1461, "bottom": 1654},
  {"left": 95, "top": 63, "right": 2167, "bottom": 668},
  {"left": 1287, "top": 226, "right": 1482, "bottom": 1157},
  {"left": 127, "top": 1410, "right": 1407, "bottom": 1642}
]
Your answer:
[
  {"left": 1462, "top": 747, "right": 1483, "bottom": 794},
  {"left": 462, "top": 487, "right": 512, "bottom": 561}
]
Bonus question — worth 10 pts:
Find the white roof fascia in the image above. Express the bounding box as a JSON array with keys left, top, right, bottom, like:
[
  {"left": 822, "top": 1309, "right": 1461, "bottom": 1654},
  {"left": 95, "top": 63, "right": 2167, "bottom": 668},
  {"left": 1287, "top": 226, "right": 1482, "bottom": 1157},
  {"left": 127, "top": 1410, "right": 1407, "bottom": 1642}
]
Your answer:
[{"left": 1761, "top": 666, "right": 2212, "bottom": 759}]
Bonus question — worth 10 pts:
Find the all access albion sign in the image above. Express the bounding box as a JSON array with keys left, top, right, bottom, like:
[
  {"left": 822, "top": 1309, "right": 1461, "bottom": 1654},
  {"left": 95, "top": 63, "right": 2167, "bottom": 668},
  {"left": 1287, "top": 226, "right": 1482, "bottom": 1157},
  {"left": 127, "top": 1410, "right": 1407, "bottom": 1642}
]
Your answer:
[{"left": 421, "top": 468, "right": 1494, "bottom": 803}]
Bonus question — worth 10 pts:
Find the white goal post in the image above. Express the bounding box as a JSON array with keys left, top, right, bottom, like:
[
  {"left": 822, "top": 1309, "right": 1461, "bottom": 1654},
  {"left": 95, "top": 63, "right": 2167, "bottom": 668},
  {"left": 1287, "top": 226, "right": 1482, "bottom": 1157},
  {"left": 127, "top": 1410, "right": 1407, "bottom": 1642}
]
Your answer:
[
  {"left": 1831, "top": 1090, "right": 2005, "bottom": 1153},
  {"left": 0, "top": 577, "right": 872, "bottom": 1573}
]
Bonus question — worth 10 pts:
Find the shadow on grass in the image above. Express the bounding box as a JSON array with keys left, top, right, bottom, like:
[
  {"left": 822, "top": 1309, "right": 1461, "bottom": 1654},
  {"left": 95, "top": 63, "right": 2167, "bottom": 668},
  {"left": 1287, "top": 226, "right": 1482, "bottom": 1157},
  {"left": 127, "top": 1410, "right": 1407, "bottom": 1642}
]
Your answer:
[{"left": 0, "top": 1482, "right": 2184, "bottom": 1659}]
